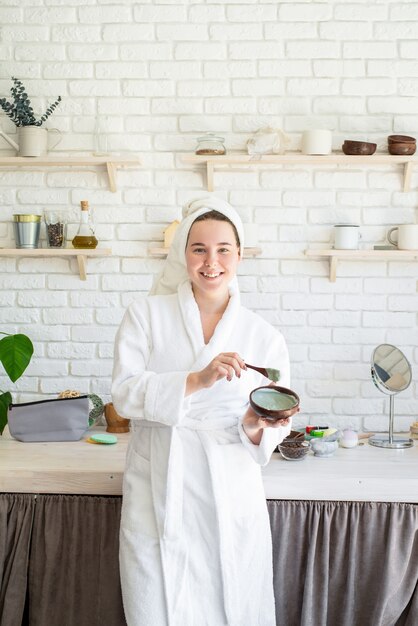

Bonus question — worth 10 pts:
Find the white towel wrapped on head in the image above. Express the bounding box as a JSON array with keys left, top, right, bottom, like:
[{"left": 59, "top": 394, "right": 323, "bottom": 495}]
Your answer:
[{"left": 150, "top": 196, "right": 245, "bottom": 296}]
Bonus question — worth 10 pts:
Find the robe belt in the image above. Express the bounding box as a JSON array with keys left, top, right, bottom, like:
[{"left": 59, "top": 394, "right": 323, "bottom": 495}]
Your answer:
[
  {"left": 136, "top": 416, "right": 239, "bottom": 541},
  {"left": 136, "top": 416, "right": 240, "bottom": 625}
]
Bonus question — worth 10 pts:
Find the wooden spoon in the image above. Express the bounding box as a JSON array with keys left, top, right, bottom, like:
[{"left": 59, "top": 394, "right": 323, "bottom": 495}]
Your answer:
[{"left": 245, "top": 363, "right": 281, "bottom": 383}]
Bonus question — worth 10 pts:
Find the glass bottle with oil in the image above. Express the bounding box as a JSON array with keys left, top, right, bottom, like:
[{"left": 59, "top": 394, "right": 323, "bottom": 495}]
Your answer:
[{"left": 72, "top": 200, "right": 98, "bottom": 249}]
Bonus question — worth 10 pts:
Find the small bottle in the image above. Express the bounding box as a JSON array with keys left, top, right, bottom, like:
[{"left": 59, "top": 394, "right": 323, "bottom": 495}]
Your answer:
[
  {"left": 93, "top": 115, "right": 110, "bottom": 156},
  {"left": 72, "top": 200, "right": 98, "bottom": 249}
]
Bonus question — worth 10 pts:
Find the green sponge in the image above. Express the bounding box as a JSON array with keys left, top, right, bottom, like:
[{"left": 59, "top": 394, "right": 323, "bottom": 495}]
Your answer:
[{"left": 89, "top": 433, "right": 118, "bottom": 445}]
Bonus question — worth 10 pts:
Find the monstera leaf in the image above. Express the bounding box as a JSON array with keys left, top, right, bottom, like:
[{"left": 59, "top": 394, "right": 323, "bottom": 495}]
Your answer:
[
  {"left": 0, "top": 392, "right": 12, "bottom": 435},
  {"left": 0, "top": 333, "right": 33, "bottom": 382},
  {"left": 0, "top": 333, "right": 34, "bottom": 435}
]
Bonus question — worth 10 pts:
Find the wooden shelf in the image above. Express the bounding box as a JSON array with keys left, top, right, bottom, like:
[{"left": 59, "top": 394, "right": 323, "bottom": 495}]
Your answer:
[
  {"left": 0, "top": 247, "right": 112, "bottom": 280},
  {"left": 181, "top": 152, "right": 418, "bottom": 192},
  {"left": 305, "top": 248, "right": 418, "bottom": 282},
  {"left": 149, "top": 246, "right": 262, "bottom": 258},
  {"left": 0, "top": 155, "right": 140, "bottom": 192}
]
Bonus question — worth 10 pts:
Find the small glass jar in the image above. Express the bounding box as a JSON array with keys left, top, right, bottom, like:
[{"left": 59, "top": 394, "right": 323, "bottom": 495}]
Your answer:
[
  {"left": 195, "top": 133, "right": 226, "bottom": 155},
  {"left": 44, "top": 210, "right": 68, "bottom": 248}
]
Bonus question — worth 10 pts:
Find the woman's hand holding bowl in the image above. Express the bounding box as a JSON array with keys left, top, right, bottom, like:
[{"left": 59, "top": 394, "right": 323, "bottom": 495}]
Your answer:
[{"left": 241, "top": 405, "right": 291, "bottom": 445}]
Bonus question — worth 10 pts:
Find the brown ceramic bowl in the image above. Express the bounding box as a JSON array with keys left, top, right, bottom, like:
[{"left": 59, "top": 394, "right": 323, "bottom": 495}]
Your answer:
[
  {"left": 249, "top": 385, "right": 300, "bottom": 422},
  {"left": 342, "top": 140, "right": 377, "bottom": 155},
  {"left": 388, "top": 134, "right": 416, "bottom": 144},
  {"left": 388, "top": 142, "right": 417, "bottom": 155}
]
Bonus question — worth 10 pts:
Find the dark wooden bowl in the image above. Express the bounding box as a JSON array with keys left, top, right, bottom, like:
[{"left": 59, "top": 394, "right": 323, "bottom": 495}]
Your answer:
[
  {"left": 249, "top": 385, "right": 300, "bottom": 421},
  {"left": 342, "top": 140, "right": 377, "bottom": 155},
  {"left": 388, "top": 134, "right": 416, "bottom": 144},
  {"left": 388, "top": 142, "right": 416, "bottom": 155}
]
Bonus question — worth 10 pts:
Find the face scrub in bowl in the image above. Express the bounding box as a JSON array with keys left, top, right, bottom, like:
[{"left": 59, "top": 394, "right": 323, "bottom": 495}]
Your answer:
[{"left": 249, "top": 385, "right": 300, "bottom": 421}]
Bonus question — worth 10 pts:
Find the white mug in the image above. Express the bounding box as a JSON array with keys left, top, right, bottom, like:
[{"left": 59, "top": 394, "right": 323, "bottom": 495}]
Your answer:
[
  {"left": 333, "top": 224, "right": 360, "bottom": 250},
  {"left": 387, "top": 224, "right": 418, "bottom": 250},
  {"left": 301, "top": 129, "right": 332, "bottom": 155}
]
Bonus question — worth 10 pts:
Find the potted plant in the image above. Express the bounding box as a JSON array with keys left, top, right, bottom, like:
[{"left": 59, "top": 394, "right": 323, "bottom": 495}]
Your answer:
[
  {"left": 0, "top": 77, "right": 62, "bottom": 156},
  {"left": 0, "top": 332, "right": 34, "bottom": 434}
]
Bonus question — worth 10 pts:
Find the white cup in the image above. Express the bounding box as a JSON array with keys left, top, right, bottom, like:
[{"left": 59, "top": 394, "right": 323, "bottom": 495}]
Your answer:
[
  {"left": 387, "top": 224, "right": 418, "bottom": 250},
  {"left": 243, "top": 223, "right": 259, "bottom": 247},
  {"left": 301, "top": 129, "right": 332, "bottom": 155},
  {"left": 333, "top": 224, "right": 360, "bottom": 250}
]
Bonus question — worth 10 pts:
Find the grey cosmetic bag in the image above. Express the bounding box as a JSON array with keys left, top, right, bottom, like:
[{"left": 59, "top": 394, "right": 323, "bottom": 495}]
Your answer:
[{"left": 8, "top": 395, "right": 89, "bottom": 442}]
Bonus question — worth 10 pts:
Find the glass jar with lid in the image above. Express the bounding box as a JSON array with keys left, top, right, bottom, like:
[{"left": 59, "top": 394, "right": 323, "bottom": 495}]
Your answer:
[{"left": 195, "top": 133, "right": 226, "bottom": 155}]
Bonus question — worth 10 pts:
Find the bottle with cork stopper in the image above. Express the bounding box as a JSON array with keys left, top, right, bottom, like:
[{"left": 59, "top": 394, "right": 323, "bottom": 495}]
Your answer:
[{"left": 72, "top": 200, "right": 98, "bottom": 249}]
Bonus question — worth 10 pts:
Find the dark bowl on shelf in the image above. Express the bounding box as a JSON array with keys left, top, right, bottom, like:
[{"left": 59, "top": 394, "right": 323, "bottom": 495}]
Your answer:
[
  {"left": 249, "top": 385, "right": 300, "bottom": 422},
  {"left": 388, "top": 134, "right": 416, "bottom": 144},
  {"left": 342, "top": 140, "right": 377, "bottom": 156},
  {"left": 388, "top": 142, "right": 417, "bottom": 156}
]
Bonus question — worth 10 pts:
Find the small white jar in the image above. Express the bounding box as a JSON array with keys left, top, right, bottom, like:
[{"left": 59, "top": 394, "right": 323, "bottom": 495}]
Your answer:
[
  {"left": 301, "top": 129, "right": 332, "bottom": 155},
  {"left": 333, "top": 224, "right": 360, "bottom": 250}
]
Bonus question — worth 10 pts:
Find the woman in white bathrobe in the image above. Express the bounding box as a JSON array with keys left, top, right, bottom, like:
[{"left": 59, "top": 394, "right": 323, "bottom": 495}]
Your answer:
[{"left": 112, "top": 197, "right": 292, "bottom": 626}]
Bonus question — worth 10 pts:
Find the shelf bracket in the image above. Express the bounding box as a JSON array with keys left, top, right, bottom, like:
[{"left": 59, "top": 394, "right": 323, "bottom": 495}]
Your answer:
[
  {"left": 329, "top": 256, "right": 338, "bottom": 282},
  {"left": 403, "top": 161, "right": 413, "bottom": 192},
  {"left": 206, "top": 161, "right": 214, "bottom": 192},
  {"left": 106, "top": 162, "right": 117, "bottom": 193},
  {"left": 76, "top": 255, "right": 87, "bottom": 281}
]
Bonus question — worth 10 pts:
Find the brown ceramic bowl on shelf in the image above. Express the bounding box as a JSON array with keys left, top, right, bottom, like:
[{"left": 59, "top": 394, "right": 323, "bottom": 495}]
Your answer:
[
  {"left": 249, "top": 385, "right": 300, "bottom": 422},
  {"left": 388, "top": 142, "right": 416, "bottom": 155},
  {"left": 388, "top": 134, "right": 416, "bottom": 144},
  {"left": 342, "top": 140, "right": 377, "bottom": 156}
]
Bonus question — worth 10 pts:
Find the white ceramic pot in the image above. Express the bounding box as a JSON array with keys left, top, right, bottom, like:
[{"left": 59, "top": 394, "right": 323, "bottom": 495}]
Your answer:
[
  {"left": 18, "top": 126, "right": 61, "bottom": 157},
  {"left": 301, "top": 129, "right": 332, "bottom": 155}
]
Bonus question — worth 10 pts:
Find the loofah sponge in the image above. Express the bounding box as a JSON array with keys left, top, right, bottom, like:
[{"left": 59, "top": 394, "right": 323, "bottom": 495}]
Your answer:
[{"left": 57, "top": 390, "right": 104, "bottom": 426}]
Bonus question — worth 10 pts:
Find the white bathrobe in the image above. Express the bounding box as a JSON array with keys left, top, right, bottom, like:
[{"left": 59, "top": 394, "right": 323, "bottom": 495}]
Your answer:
[{"left": 112, "top": 279, "right": 291, "bottom": 626}]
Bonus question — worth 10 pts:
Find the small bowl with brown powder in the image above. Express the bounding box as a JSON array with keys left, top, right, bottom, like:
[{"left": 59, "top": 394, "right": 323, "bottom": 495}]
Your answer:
[{"left": 278, "top": 439, "right": 310, "bottom": 461}]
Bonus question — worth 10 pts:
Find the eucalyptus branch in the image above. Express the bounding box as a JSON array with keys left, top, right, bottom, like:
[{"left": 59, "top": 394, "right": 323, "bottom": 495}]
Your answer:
[{"left": 0, "top": 77, "right": 62, "bottom": 127}]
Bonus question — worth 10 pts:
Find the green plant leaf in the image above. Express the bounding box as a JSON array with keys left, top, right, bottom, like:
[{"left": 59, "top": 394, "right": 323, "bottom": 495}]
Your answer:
[
  {"left": 0, "top": 334, "right": 34, "bottom": 382},
  {"left": 0, "top": 392, "right": 12, "bottom": 435},
  {"left": 2, "top": 77, "right": 61, "bottom": 128}
]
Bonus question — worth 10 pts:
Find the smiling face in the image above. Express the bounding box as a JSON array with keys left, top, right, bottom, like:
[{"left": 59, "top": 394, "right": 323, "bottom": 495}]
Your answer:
[{"left": 185, "top": 219, "right": 241, "bottom": 303}]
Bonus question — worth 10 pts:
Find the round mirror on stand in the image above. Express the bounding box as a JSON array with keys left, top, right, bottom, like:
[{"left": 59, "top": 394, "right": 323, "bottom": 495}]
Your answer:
[{"left": 369, "top": 343, "right": 414, "bottom": 449}]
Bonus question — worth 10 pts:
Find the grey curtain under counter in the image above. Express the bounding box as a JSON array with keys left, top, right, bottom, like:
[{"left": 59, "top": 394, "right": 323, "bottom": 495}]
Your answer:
[
  {"left": 27, "top": 495, "right": 126, "bottom": 626},
  {"left": 1, "top": 495, "right": 418, "bottom": 626},
  {"left": 0, "top": 495, "right": 35, "bottom": 626},
  {"left": 268, "top": 500, "right": 418, "bottom": 626},
  {"left": 0, "top": 494, "right": 126, "bottom": 626}
]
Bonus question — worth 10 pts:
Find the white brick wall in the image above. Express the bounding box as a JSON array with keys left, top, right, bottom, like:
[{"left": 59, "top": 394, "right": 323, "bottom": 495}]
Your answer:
[{"left": 1, "top": 0, "right": 417, "bottom": 434}]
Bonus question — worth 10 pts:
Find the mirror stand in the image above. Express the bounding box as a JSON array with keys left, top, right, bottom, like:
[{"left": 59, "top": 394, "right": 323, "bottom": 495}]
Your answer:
[
  {"left": 369, "top": 395, "right": 414, "bottom": 449},
  {"left": 369, "top": 344, "right": 414, "bottom": 449}
]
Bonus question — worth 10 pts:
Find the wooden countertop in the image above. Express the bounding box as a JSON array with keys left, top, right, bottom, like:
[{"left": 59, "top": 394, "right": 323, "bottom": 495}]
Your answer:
[
  {"left": 0, "top": 427, "right": 417, "bottom": 501},
  {"left": 0, "top": 427, "right": 129, "bottom": 495},
  {"left": 265, "top": 440, "right": 418, "bottom": 503}
]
